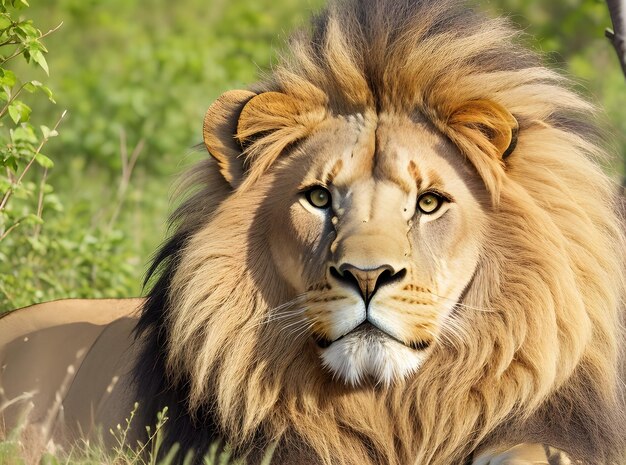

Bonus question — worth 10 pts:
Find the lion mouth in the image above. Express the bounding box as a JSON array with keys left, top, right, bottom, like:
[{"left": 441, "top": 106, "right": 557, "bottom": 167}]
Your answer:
[{"left": 313, "top": 322, "right": 430, "bottom": 351}]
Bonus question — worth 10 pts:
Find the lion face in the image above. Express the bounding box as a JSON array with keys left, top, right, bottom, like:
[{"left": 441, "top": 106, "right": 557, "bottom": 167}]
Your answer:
[{"left": 264, "top": 112, "right": 488, "bottom": 385}]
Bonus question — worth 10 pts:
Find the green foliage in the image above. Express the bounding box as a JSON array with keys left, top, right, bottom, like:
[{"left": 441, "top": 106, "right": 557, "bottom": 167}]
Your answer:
[
  {"left": 0, "top": 0, "right": 139, "bottom": 311},
  {"left": 0, "top": 0, "right": 64, "bottom": 307},
  {"left": 28, "top": 0, "right": 324, "bottom": 174},
  {"left": 484, "top": 0, "right": 626, "bottom": 175},
  {"left": 0, "top": 0, "right": 57, "bottom": 219},
  {"left": 0, "top": 0, "right": 624, "bottom": 313}
]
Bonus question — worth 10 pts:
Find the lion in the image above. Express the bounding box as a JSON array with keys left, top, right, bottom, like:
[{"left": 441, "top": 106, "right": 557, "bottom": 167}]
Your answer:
[{"left": 1, "top": 0, "right": 625, "bottom": 464}]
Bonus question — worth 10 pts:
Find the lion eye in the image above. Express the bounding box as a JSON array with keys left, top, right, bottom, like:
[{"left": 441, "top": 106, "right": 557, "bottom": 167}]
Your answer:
[
  {"left": 306, "top": 187, "right": 332, "bottom": 209},
  {"left": 417, "top": 193, "right": 442, "bottom": 214}
]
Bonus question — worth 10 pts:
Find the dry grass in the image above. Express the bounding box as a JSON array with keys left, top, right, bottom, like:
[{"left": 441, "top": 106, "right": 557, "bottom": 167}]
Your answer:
[{"left": 0, "top": 401, "right": 274, "bottom": 465}]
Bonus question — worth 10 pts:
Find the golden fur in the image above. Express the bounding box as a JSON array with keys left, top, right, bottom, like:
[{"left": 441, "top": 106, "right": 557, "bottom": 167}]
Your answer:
[{"left": 134, "top": 0, "right": 626, "bottom": 463}]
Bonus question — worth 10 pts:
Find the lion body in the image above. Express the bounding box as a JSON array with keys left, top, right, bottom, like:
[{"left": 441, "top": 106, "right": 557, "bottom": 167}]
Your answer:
[
  {"left": 2, "top": 0, "right": 626, "bottom": 464},
  {"left": 0, "top": 299, "right": 141, "bottom": 460}
]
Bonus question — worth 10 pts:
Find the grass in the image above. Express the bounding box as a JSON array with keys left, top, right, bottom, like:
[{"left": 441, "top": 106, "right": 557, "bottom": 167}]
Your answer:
[{"left": 0, "top": 399, "right": 274, "bottom": 465}]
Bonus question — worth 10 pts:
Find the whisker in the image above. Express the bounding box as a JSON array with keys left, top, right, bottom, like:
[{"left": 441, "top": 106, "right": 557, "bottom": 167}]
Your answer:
[
  {"left": 404, "top": 289, "right": 496, "bottom": 314},
  {"left": 279, "top": 314, "right": 311, "bottom": 333},
  {"left": 450, "top": 301, "right": 496, "bottom": 313},
  {"left": 248, "top": 312, "right": 302, "bottom": 331},
  {"left": 266, "top": 294, "right": 307, "bottom": 314},
  {"left": 246, "top": 294, "right": 309, "bottom": 330},
  {"left": 289, "top": 321, "right": 316, "bottom": 341},
  {"left": 251, "top": 308, "right": 307, "bottom": 327},
  {"left": 440, "top": 313, "right": 471, "bottom": 345},
  {"left": 284, "top": 320, "right": 315, "bottom": 340}
]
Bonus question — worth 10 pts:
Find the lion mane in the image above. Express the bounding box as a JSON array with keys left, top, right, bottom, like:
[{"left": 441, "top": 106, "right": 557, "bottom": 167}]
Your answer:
[{"left": 134, "top": 0, "right": 626, "bottom": 463}]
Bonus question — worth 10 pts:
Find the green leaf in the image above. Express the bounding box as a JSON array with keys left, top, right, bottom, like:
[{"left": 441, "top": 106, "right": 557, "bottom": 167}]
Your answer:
[
  {"left": 29, "top": 49, "right": 48, "bottom": 75},
  {"left": 21, "top": 80, "right": 55, "bottom": 102},
  {"left": 0, "top": 15, "right": 12, "bottom": 30},
  {"left": 18, "top": 22, "right": 38, "bottom": 37},
  {"left": 40, "top": 125, "right": 58, "bottom": 139},
  {"left": 13, "top": 25, "right": 26, "bottom": 40},
  {"left": 25, "top": 213, "right": 43, "bottom": 225},
  {"left": 12, "top": 0, "right": 29, "bottom": 9},
  {"left": 0, "top": 69, "right": 16, "bottom": 87},
  {"left": 23, "top": 81, "right": 37, "bottom": 93},
  {"left": 7, "top": 101, "right": 31, "bottom": 123},
  {"left": 39, "top": 84, "right": 54, "bottom": 102},
  {"left": 7, "top": 102, "right": 19, "bottom": 124},
  {"left": 3, "top": 154, "right": 17, "bottom": 171},
  {"left": 35, "top": 152, "right": 53, "bottom": 168},
  {"left": 11, "top": 124, "right": 37, "bottom": 143}
]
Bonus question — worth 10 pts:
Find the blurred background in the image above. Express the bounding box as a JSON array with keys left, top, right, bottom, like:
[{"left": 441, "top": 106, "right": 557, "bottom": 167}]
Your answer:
[{"left": 0, "top": 0, "right": 624, "bottom": 311}]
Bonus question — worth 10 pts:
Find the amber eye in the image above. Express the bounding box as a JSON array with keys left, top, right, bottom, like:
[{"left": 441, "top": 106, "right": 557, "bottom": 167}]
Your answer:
[
  {"left": 417, "top": 192, "right": 443, "bottom": 214},
  {"left": 306, "top": 187, "right": 332, "bottom": 209}
]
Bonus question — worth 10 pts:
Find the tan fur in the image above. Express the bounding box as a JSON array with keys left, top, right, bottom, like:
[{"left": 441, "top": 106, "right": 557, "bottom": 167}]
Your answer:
[
  {"left": 157, "top": 0, "right": 626, "bottom": 464},
  {"left": 203, "top": 89, "right": 256, "bottom": 186},
  {"left": 0, "top": 299, "right": 142, "bottom": 460},
  {"left": 3, "top": 1, "right": 623, "bottom": 464}
]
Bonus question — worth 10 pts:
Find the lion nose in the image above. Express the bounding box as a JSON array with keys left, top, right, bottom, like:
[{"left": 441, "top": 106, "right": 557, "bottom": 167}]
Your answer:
[{"left": 330, "top": 264, "right": 406, "bottom": 304}]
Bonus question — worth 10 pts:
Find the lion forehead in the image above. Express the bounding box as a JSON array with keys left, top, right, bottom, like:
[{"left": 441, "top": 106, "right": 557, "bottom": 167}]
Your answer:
[{"left": 292, "top": 113, "right": 473, "bottom": 194}]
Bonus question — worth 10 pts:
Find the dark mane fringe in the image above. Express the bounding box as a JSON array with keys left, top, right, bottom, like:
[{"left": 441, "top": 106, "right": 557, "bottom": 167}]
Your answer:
[
  {"left": 134, "top": 231, "right": 301, "bottom": 462},
  {"left": 133, "top": 157, "right": 234, "bottom": 461},
  {"left": 133, "top": 231, "right": 222, "bottom": 460}
]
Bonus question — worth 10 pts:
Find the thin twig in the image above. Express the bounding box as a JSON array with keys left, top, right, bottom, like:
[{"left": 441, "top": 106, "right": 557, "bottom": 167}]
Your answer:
[
  {"left": 38, "top": 21, "right": 65, "bottom": 41},
  {"left": 106, "top": 128, "right": 144, "bottom": 231},
  {"left": 0, "top": 82, "right": 27, "bottom": 119},
  {"left": 0, "top": 48, "right": 25, "bottom": 67},
  {"left": 0, "top": 37, "right": 19, "bottom": 48},
  {"left": 0, "top": 220, "right": 21, "bottom": 241},
  {"left": 0, "top": 109, "right": 66, "bottom": 212},
  {"left": 119, "top": 127, "right": 128, "bottom": 180},
  {"left": 32, "top": 167, "right": 49, "bottom": 239},
  {"left": 0, "top": 21, "right": 63, "bottom": 67}
]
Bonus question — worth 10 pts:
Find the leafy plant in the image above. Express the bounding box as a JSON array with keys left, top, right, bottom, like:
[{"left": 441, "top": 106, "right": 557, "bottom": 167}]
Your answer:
[
  {"left": 0, "top": 0, "right": 61, "bottom": 242},
  {"left": 0, "top": 0, "right": 67, "bottom": 308}
]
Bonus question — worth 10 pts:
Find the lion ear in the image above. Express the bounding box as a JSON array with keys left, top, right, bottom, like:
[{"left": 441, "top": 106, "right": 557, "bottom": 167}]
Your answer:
[
  {"left": 448, "top": 99, "right": 519, "bottom": 161},
  {"left": 204, "top": 90, "right": 324, "bottom": 188},
  {"left": 235, "top": 91, "right": 308, "bottom": 143},
  {"left": 203, "top": 89, "right": 257, "bottom": 188},
  {"left": 235, "top": 91, "right": 325, "bottom": 161}
]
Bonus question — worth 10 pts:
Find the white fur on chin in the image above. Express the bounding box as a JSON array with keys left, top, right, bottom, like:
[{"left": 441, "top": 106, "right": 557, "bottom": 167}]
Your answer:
[{"left": 320, "top": 332, "right": 424, "bottom": 386}]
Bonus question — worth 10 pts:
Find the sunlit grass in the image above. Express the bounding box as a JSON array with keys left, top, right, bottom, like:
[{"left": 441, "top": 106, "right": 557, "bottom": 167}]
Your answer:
[{"left": 0, "top": 401, "right": 274, "bottom": 465}]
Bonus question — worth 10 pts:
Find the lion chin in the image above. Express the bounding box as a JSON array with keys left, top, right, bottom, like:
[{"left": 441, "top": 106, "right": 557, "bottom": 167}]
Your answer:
[{"left": 318, "top": 322, "right": 426, "bottom": 386}]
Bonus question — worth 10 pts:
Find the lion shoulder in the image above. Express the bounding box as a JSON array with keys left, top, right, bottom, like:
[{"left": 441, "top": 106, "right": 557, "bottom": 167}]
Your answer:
[{"left": 0, "top": 298, "right": 142, "bottom": 451}]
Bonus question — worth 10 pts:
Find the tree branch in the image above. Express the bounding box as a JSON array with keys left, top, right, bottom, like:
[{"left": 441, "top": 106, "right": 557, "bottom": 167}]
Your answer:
[
  {"left": 606, "top": 29, "right": 626, "bottom": 77},
  {"left": 605, "top": 0, "right": 626, "bottom": 188},
  {"left": 605, "top": 0, "right": 626, "bottom": 78},
  {"left": 604, "top": 0, "right": 626, "bottom": 76}
]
